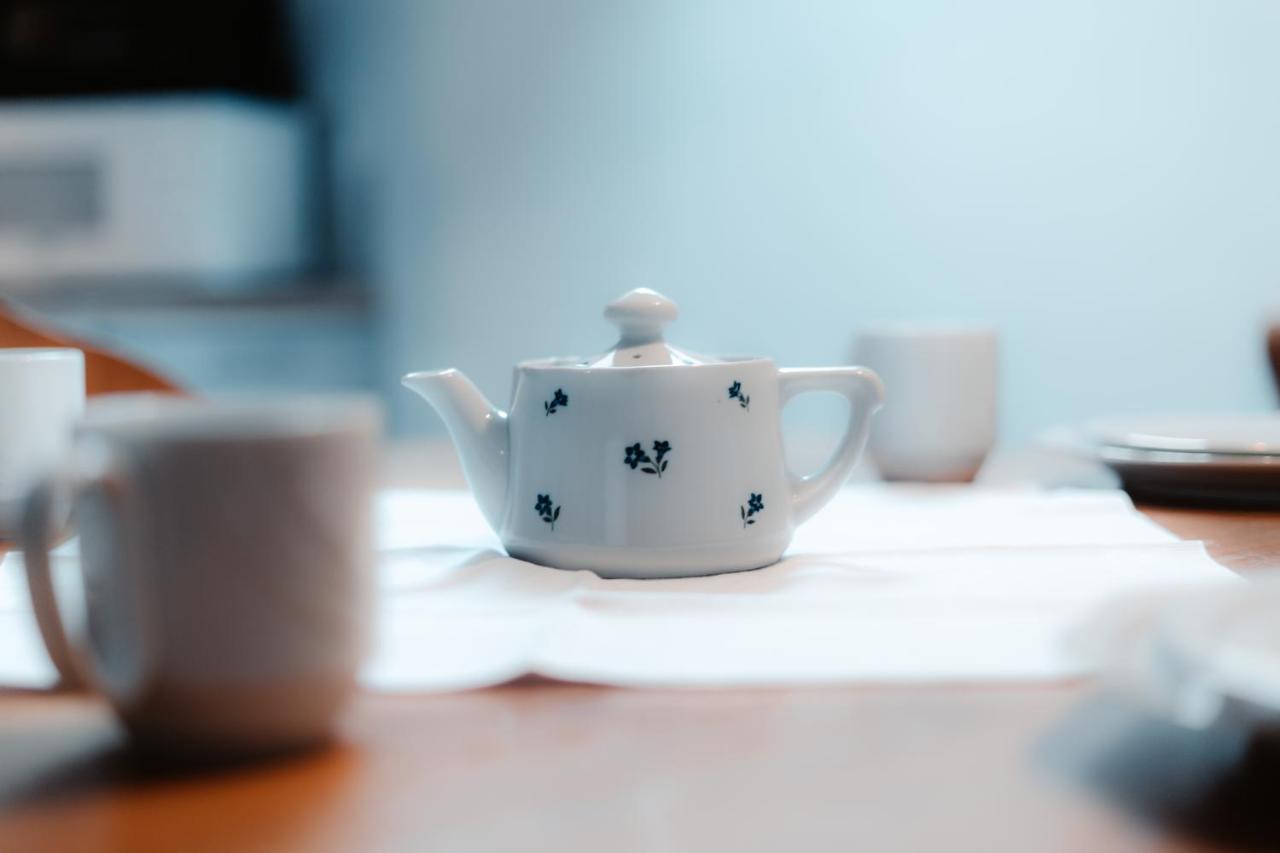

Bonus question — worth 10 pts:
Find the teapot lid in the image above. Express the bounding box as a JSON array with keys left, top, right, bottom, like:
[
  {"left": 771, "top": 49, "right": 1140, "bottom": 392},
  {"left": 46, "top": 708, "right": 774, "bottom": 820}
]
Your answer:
[{"left": 587, "top": 289, "right": 717, "bottom": 367}]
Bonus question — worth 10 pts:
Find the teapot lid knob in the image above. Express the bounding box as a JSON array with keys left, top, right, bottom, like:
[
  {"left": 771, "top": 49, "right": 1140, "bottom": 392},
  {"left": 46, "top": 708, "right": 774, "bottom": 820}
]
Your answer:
[{"left": 604, "top": 288, "right": 678, "bottom": 345}]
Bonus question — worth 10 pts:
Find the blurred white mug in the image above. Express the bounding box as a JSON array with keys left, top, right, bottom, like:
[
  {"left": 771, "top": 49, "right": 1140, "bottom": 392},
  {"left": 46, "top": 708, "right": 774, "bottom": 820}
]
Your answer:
[
  {"left": 855, "top": 326, "right": 997, "bottom": 482},
  {"left": 0, "top": 348, "right": 84, "bottom": 537},
  {"left": 21, "top": 393, "right": 381, "bottom": 759}
]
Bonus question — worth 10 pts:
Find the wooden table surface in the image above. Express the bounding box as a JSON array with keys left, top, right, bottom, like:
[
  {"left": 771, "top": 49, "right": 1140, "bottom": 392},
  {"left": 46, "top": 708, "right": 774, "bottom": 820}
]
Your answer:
[{"left": 2, "top": 504, "right": 1279, "bottom": 853}]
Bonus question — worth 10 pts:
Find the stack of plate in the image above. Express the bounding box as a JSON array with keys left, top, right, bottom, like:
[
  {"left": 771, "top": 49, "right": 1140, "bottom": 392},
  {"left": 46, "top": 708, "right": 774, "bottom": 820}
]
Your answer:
[{"left": 1067, "top": 415, "right": 1280, "bottom": 508}]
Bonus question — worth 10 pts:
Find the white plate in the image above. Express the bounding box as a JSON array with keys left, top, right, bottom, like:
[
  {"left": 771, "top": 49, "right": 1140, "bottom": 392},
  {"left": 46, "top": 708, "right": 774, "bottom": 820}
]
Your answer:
[
  {"left": 1042, "top": 424, "right": 1280, "bottom": 508},
  {"left": 1086, "top": 413, "right": 1280, "bottom": 456}
]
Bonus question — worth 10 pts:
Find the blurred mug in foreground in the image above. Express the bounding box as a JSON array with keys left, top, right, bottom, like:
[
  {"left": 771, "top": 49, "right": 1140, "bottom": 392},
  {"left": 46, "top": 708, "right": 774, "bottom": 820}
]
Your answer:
[
  {"left": 21, "top": 394, "right": 381, "bottom": 760},
  {"left": 0, "top": 348, "right": 84, "bottom": 537},
  {"left": 855, "top": 326, "right": 997, "bottom": 482}
]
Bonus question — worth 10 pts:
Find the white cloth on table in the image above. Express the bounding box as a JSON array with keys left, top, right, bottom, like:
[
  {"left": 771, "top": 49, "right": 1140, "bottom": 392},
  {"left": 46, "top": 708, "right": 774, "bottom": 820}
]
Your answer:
[{"left": 0, "top": 486, "right": 1239, "bottom": 692}]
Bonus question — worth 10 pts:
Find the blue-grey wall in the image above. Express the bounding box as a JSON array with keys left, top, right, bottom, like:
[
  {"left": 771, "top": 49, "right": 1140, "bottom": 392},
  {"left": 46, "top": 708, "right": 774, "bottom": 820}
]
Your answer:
[{"left": 297, "top": 0, "right": 1280, "bottom": 442}]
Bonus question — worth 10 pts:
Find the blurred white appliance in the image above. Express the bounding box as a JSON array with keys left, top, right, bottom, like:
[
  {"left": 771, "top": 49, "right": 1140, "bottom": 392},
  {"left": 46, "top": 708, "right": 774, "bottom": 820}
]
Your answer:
[{"left": 0, "top": 97, "right": 312, "bottom": 290}]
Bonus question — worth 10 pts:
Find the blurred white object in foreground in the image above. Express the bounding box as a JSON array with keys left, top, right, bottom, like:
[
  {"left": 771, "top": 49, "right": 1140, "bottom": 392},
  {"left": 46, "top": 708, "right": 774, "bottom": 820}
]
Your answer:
[{"left": 1071, "top": 572, "right": 1280, "bottom": 732}]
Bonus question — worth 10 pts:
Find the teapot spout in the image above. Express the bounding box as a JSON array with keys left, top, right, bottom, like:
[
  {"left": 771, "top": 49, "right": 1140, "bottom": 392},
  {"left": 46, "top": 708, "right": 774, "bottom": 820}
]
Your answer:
[{"left": 401, "top": 369, "right": 509, "bottom": 529}]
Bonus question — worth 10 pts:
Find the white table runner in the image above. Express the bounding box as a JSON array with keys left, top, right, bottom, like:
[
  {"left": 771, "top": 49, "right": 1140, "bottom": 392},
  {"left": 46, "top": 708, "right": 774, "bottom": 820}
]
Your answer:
[{"left": 0, "top": 487, "right": 1239, "bottom": 692}]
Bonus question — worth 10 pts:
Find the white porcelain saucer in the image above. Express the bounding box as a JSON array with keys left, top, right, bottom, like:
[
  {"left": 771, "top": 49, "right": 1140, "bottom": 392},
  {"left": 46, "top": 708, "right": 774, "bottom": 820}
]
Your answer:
[
  {"left": 1046, "top": 414, "right": 1280, "bottom": 508},
  {"left": 1086, "top": 414, "right": 1280, "bottom": 456}
]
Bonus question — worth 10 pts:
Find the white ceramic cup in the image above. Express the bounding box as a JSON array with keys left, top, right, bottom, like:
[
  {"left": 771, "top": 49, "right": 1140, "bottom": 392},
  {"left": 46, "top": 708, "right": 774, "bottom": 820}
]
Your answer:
[
  {"left": 20, "top": 393, "right": 382, "bottom": 759},
  {"left": 854, "top": 327, "right": 998, "bottom": 482},
  {"left": 0, "top": 348, "right": 84, "bottom": 538}
]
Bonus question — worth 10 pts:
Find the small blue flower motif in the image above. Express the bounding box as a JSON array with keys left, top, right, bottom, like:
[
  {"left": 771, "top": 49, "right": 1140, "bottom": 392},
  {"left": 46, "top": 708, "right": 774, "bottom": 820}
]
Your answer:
[
  {"left": 544, "top": 388, "right": 569, "bottom": 416},
  {"left": 535, "top": 493, "right": 560, "bottom": 529},
  {"left": 727, "top": 380, "right": 750, "bottom": 410},
  {"left": 624, "top": 442, "right": 647, "bottom": 470},
  {"left": 748, "top": 493, "right": 764, "bottom": 514},
  {"left": 740, "top": 492, "right": 765, "bottom": 527},
  {"left": 728, "top": 381, "right": 742, "bottom": 397},
  {"left": 625, "top": 440, "right": 671, "bottom": 477}
]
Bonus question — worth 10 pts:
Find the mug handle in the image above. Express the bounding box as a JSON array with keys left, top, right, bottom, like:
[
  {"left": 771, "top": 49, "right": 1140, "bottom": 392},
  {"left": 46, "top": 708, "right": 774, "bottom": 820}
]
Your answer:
[
  {"left": 21, "top": 444, "right": 151, "bottom": 700},
  {"left": 779, "top": 366, "right": 885, "bottom": 524}
]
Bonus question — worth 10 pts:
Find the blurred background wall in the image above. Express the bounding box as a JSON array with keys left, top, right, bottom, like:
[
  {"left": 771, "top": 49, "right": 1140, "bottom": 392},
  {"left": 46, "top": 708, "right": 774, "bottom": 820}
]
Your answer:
[
  {"left": 294, "top": 0, "right": 1280, "bottom": 442},
  {"left": 3, "top": 1, "right": 1277, "bottom": 444}
]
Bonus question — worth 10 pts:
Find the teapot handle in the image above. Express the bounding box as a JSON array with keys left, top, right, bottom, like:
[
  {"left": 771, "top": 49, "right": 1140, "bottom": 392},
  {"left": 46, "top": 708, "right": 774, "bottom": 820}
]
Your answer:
[{"left": 778, "top": 367, "right": 884, "bottom": 524}]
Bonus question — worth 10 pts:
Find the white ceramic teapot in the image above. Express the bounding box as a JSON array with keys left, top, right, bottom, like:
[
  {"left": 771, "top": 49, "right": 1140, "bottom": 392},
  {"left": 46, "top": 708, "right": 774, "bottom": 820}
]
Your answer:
[{"left": 403, "top": 289, "right": 883, "bottom": 578}]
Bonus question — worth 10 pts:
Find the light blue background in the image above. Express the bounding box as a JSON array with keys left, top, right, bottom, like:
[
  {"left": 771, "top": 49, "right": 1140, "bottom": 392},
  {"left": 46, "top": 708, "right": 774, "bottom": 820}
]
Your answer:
[{"left": 298, "top": 0, "right": 1280, "bottom": 442}]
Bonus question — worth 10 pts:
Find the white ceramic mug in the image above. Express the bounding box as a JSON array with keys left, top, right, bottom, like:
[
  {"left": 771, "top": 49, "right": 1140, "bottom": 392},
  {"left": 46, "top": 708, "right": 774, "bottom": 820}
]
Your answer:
[
  {"left": 21, "top": 394, "right": 382, "bottom": 759},
  {"left": 854, "top": 327, "right": 998, "bottom": 482},
  {"left": 0, "top": 348, "right": 84, "bottom": 537}
]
